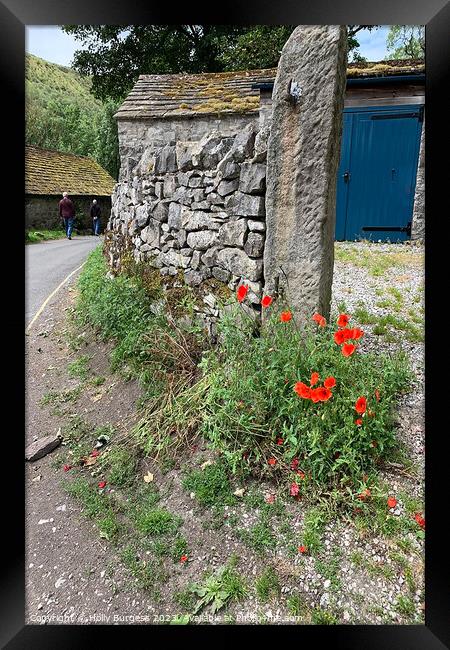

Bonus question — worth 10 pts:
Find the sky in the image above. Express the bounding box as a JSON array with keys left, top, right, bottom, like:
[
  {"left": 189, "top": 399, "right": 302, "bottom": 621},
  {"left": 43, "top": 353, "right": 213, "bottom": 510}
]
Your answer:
[{"left": 26, "top": 25, "right": 392, "bottom": 68}]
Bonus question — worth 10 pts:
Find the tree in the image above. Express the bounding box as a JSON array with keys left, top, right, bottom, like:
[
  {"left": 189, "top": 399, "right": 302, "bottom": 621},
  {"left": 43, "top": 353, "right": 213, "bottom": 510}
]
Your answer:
[
  {"left": 62, "top": 25, "right": 380, "bottom": 103},
  {"left": 94, "top": 100, "right": 120, "bottom": 180},
  {"left": 385, "top": 26, "right": 425, "bottom": 59}
]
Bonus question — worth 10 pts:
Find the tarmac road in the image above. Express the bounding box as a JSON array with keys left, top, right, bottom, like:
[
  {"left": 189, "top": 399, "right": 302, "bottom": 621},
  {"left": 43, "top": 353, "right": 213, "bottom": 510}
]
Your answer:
[{"left": 25, "top": 235, "right": 102, "bottom": 327}]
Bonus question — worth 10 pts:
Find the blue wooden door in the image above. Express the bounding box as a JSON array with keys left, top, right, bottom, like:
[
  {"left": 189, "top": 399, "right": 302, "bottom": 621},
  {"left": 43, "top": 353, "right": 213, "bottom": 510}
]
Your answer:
[{"left": 336, "top": 106, "right": 423, "bottom": 241}]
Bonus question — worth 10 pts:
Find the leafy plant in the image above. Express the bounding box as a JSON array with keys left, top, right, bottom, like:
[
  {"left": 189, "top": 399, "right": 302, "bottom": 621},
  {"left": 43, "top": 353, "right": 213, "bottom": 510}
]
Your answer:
[
  {"left": 255, "top": 567, "right": 280, "bottom": 602},
  {"left": 134, "top": 507, "right": 182, "bottom": 537},
  {"left": 67, "top": 354, "right": 90, "bottom": 380},
  {"left": 182, "top": 461, "right": 236, "bottom": 507},
  {"left": 190, "top": 559, "right": 247, "bottom": 614},
  {"left": 200, "top": 298, "right": 413, "bottom": 487}
]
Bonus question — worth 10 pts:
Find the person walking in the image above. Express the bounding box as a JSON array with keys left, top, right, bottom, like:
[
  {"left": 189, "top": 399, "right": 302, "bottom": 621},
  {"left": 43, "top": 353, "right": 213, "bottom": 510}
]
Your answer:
[
  {"left": 90, "top": 199, "right": 101, "bottom": 236},
  {"left": 59, "top": 192, "right": 75, "bottom": 240}
]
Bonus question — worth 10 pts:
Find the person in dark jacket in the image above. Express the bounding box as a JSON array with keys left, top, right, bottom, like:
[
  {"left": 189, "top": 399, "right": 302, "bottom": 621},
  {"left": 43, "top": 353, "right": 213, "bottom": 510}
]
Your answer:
[
  {"left": 90, "top": 199, "right": 101, "bottom": 236},
  {"left": 59, "top": 192, "right": 76, "bottom": 240}
]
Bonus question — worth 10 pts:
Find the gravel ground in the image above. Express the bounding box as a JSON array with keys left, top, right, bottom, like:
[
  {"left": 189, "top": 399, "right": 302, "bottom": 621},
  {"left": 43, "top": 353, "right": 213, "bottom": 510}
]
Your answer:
[{"left": 25, "top": 241, "right": 425, "bottom": 625}]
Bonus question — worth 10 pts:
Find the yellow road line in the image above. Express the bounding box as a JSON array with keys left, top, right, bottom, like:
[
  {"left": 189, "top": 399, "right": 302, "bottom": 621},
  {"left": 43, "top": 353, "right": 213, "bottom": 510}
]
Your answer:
[{"left": 26, "top": 263, "right": 85, "bottom": 334}]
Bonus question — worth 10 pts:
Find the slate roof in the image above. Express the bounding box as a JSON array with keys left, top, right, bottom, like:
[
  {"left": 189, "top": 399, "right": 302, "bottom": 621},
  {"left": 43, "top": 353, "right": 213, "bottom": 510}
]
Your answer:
[
  {"left": 115, "top": 59, "right": 425, "bottom": 120},
  {"left": 25, "top": 146, "right": 115, "bottom": 196}
]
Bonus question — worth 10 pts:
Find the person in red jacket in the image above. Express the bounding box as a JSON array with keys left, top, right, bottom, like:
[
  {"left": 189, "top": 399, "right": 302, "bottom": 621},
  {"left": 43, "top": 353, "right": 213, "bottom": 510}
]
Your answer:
[{"left": 58, "top": 192, "right": 75, "bottom": 240}]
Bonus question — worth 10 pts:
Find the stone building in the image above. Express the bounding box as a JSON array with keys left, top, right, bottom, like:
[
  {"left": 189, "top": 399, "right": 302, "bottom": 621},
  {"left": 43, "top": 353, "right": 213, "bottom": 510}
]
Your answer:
[
  {"left": 107, "top": 52, "right": 425, "bottom": 331},
  {"left": 25, "top": 146, "right": 115, "bottom": 231}
]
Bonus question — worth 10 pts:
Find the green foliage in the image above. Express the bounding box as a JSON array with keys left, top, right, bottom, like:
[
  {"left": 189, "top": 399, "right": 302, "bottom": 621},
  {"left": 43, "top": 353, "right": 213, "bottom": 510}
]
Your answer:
[
  {"left": 150, "top": 534, "right": 188, "bottom": 562},
  {"left": 98, "top": 446, "right": 137, "bottom": 487},
  {"left": 394, "top": 595, "right": 416, "bottom": 616},
  {"left": 120, "top": 545, "right": 167, "bottom": 594},
  {"left": 315, "top": 549, "right": 342, "bottom": 590},
  {"left": 287, "top": 594, "right": 309, "bottom": 617},
  {"left": 25, "top": 229, "right": 65, "bottom": 243},
  {"left": 62, "top": 25, "right": 378, "bottom": 103},
  {"left": 174, "top": 587, "right": 197, "bottom": 612},
  {"left": 134, "top": 507, "right": 182, "bottom": 537},
  {"left": 76, "top": 247, "right": 159, "bottom": 375},
  {"left": 255, "top": 567, "right": 281, "bottom": 602},
  {"left": 76, "top": 247, "right": 206, "bottom": 403},
  {"left": 182, "top": 461, "right": 236, "bottom": 507},
  {"left": 302, "top": 506, "right": 331, "bottom": 555},
  {"left": 238, "top": 520, "right": 276, "bottom": 553},
  {"left": 97, "top": 515, "right": 123, "bottom": 542},
  {"left": 67, "top": 354, "right": 90, "bottom": 380},
  {"left": 94, "top": 99, "right": 120, "bottom": 179},
  {"left": 385, "top": 26, "right": 425, "bottom": 60},
  {"left": 311, "top": 608, "right": 338, "bottom": 624},
  {"left": 190, "top": 558, "right": 247, "bottom": 614},
  {"left": 26, "top": 54, "right": 119, "bottom": 178},
  {"left": 218, "top": 26, "right": 295, "bottom": 70},
  {"left": 200, "top": 301, "right": 412, "bottom": 487},
  {"left": 64, "top": 477, "right": 117, "bottom": 524},
  {"left": 352, "top": 489, "right": 419, "bottom": 540}
]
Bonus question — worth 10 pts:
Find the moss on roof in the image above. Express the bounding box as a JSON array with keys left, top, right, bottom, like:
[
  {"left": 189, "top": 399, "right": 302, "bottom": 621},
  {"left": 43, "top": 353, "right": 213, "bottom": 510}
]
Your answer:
[
  {"left": 115, "top": 59, "right": 424, "bottom": 121},
  {"left": 25, "top": 146, "right": 115, "bottom": 196}
]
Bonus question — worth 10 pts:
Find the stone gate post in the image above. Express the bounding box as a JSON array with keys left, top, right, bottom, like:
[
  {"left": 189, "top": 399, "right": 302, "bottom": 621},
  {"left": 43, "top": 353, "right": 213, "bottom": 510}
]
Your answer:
[{"left": 264, "top": 25, "right": 348, "bottom": 322}]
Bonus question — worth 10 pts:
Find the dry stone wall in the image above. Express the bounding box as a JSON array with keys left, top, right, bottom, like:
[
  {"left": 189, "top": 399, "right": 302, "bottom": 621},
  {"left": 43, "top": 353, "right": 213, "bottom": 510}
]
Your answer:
[{"left": 107, "top": 123, "right": 269, "bottom": 325}]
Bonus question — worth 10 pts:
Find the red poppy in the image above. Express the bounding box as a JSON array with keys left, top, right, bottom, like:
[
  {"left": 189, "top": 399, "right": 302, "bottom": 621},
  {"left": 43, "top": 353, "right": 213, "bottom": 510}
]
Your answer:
[
  {"left": 98, "top": 481, "right": 107, "bottom": 489},
  {"left": 316, "top": 386, "right": 332, "bottom": 402},
  {"left": 276, "top": 438, "right": 284, "bottom": 446},
  {"left": 357, "top": 488, "right": 371, "bottom": 500},
  {"left": 334, "top": 330, "right": 346, "bottom": 345},
  {"left": 312, "top": 313, "right": 326, "bottom": 327},
  {"left": 310, "top": 372, "right": 320, "bottom": 387},
  {"left": 180, "top": 555, "right": 188, "bottom": 563},
  {"left": 375, "top": 389, "right": 380, "bottom": 402},
  {"left": 324, "top": 376, "right": 336, "bottom": 389},
  {"left": 355, "top": 418, "right": 363, "bottom": 426},
  {"left": 261, "top": 295, "right": 273, "bottom": 308},
  {"left": 414, "top": 512, "right": 425, "bottom": 529},
  {"left": 268, "top": 457, "right": 277, "bottom": 466},
  {"left": 290, "top": 458, "right": 299, "bottom": 470},
  {"left": 387, "top": 496, "right": 397, "bottom": 509},
  {"left": 280, "top": 311, "right": 293, "bottom": 322},
  {"left": 342, "top": 328, "right": 354, "bottom": 340},
  {"left": 298, "top": 545, "right": 307, "bottom": 554},
  {"left": 310, "top": 388, "right": 321, "bottom": 403},
  {"left": 236, "top": 284, "right": 249, "bottom": 303},
  {"left": 352, "top": 328, "right": 364, "bottom": 340},
  {"left": 265, "top": 494, "right": 276, "bottom": 504},
  {"left": 63, "top": 464, "right": 72, "bottom": 472},
  {"left": 290, "top": 482, "right": 299, "bottom": 496},
  {"left": 342, "top": 343, "right": 356, "bottom": 357},
  {"left": 90, "top": 449, "right": 100, "bottom": 457},
  {"left": 294, "top": 382, "right": 311, "bottom": 399},
  {"left": 337, "top": 313, "right": 350, "bottom": 328},
  {"left": 355, "top": 397, "right": 367, "bottom": 414}
]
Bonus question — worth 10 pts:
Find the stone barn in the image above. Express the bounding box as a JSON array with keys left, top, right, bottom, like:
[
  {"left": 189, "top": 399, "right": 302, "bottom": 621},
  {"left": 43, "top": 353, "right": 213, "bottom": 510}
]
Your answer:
[
  {"left": 107, "top": 27, "right": 424, "bottom": 331},
  {"left": 25, "top": 145, "right": 115, "bottom": 232}
]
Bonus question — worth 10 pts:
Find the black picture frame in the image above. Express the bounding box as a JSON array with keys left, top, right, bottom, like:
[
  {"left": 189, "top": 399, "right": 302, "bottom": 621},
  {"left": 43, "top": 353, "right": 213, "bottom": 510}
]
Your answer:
[{"left": 3, "top": 0, "right": 449, "bottom": 646}]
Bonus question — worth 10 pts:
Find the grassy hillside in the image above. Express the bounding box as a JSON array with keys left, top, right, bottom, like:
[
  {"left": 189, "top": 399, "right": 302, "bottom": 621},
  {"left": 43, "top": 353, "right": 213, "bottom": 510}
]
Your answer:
[{"left": 26, "top": 54, "right": 119, "bottom": 179}]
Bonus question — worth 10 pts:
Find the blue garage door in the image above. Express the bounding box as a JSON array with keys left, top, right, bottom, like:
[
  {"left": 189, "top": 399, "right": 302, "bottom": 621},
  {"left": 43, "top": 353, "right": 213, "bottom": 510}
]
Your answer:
[{"left": 336, "top": 105, "right": 423, "bottom": 242}]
